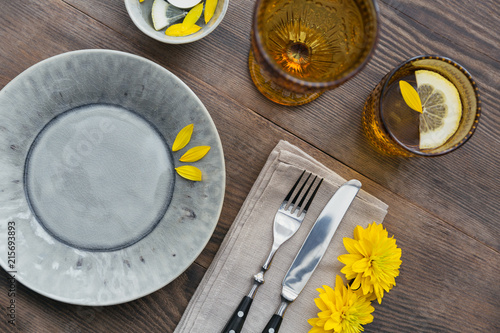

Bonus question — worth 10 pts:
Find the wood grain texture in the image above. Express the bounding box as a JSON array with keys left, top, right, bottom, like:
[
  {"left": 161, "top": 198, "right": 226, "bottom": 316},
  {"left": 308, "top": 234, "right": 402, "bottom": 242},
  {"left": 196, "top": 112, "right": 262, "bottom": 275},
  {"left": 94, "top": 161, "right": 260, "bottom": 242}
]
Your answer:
[
  {"left": 379, "top": 0, "right": 500, "bottom": 62},
  {"left": 61, "top": 0, "right": 500, "bottom": 251},
  {"left": 0, "top": 0, "right": 498, "bottom": 332}
]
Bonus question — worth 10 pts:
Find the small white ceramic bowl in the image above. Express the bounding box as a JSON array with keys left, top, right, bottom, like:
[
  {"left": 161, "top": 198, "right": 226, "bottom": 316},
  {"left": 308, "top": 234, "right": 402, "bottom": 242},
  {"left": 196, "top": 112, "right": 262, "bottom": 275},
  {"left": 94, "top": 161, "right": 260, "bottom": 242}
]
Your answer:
[{"left": 124, "top": 0, "right": 229, "bottom": 44}]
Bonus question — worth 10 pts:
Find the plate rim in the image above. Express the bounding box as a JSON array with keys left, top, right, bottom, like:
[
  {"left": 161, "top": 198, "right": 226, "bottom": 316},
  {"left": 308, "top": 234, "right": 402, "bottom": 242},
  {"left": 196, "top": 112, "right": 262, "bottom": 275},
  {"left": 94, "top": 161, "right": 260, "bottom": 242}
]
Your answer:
[{"left": 0, "top": 49, "right": 226, "bottom": 305}]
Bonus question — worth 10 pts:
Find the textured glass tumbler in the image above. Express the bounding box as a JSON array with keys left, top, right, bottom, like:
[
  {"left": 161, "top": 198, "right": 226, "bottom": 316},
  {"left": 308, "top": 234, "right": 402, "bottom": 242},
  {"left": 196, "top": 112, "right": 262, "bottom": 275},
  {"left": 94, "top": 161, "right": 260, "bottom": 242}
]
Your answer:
[
  {"left": 362, "top": 55, "right": 481, "bottom": 157},
  {"left": 249, "top": 0, "right": 379, "bottom": 106}
]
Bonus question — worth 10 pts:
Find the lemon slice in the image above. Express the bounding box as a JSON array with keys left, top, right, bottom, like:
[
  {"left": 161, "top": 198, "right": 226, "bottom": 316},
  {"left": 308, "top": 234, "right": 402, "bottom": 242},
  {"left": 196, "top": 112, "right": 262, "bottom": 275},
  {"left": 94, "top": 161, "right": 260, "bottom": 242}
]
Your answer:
[
  {"left": 152, "top": 0, "right": 187, "bottom": 31},
  {"left": 416, "top": 70, "right": 462, "bottom": 149}
]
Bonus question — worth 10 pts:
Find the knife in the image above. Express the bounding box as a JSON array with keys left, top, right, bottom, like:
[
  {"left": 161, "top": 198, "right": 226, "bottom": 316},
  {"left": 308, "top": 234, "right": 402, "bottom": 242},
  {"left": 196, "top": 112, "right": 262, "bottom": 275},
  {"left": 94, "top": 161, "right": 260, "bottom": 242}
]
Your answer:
[{"left": 261, "top": 179, "right": 361, "bottom": 333}]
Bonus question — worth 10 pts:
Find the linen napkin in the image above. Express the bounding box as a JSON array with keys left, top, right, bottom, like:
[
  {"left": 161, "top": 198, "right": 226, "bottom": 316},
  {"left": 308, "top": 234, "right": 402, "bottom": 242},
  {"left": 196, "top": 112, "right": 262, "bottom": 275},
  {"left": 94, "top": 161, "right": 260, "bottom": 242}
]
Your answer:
[{"left": 174, "top": 140, "right": 388, "bottom": 333}]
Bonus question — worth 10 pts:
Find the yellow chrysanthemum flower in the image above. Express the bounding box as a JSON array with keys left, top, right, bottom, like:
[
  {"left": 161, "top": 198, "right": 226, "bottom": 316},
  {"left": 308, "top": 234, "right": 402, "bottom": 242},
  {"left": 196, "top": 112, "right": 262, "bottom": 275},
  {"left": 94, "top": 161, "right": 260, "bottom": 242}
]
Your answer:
[
  {"left": 338, "top": 222, "right": 402, "bottom": 304},
  {"left": 308, "top": 275, "right": 374, "bottom": 333}
]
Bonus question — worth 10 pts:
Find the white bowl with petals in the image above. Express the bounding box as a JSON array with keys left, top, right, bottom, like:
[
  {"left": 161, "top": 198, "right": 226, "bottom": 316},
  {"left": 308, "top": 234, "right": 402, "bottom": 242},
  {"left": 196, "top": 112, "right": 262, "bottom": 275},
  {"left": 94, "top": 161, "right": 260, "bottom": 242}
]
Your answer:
[{"left": 124, "top": 0, "right": 229, "bottom": 44}]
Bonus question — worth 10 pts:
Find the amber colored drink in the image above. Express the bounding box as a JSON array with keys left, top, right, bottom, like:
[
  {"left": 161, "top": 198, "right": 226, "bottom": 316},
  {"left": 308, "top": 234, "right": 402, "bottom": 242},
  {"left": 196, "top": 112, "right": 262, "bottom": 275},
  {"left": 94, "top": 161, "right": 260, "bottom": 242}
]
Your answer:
[
  {"left": 250, "top": 0, "right": 379, "bottom": 106},
  {"left": 362, "top": 55, "right": 481, "bottom": 157},
  {"left": 264, "top": 0, "right": 365, "bottom": 81},
  {"left": 380, "top": 74, "right": 421, "bottom": 152}
]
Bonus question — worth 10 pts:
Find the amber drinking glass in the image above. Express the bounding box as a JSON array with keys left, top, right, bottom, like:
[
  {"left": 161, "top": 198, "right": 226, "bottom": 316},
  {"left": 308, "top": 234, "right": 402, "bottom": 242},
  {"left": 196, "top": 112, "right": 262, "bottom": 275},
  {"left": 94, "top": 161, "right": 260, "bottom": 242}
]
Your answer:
[
  {"left": 362, "top": 55, "right": 481, "bottom": 157},
  {"left": 249, "top": 0, "right": 379, "bottom": 106}
]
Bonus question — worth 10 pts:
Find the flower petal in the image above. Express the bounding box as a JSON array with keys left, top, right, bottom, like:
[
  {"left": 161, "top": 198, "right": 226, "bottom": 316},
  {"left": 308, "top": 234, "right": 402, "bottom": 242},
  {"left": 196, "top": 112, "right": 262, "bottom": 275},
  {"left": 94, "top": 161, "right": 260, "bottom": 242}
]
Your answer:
[
  {"left": 308, "top": 326, "right": 327, "bottom": 333},
  {"left": 165, "top": 23, "right": 201, "bottom": 37},
  {"left": 182, "top": 3, "right": 204, "bottom": 30},
  {"left": 351, "top": 273, "right": 362, "bottom": 290},
  {"left": 319, "top": 292, "right": 333, "bottom": 309},
  {"left": 179, "top": 146, "right": 211, "bottom": 162},
  {"left": 400, "top": 80, "right": 423, "bottom": 113},
  {"left": 204, "top": 0, "right": 218, "bottom": 24},
  {"left": 317, "top": 310, "right": 332, "bottom": 319},
  {"left": 323, "top": 285, "right": 335, "bottom": 301},
  {"left": 352, "top": 258, "right": 370, "bottom": 273},
  {"left": 307, "top": 317, "right": 320, "bottom": 326},
  {"left": 343, "top": 237, "right": 359, "bottom": 254},
  {"left": 175, "top": 165, "right": 202, "bottom": 181},
  {"left": 314, "top": 297, "right": 329, "bottom": 312},
  {"left": 353, "top": 225, "right": 364, "bottom": 240},
  {"left": 172, "top": 124, "right": 194, "bottom": 151},
  {"left": 324, "top": 318, "right": 336, "bottom": 331}
]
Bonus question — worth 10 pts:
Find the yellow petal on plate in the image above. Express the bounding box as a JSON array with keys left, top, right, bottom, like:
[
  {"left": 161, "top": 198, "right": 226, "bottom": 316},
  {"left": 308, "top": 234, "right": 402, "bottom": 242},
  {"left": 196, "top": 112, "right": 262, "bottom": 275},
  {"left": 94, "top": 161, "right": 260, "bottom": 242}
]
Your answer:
[
  {"left": 182, "top": 3, "right": 204, "bottom": 30},
  {"left": 399, "top": 80, "right": 422, "bottom": 113},
  {"left": 172, "top": 123, "right": 194, "bottom": 151},
  {"left": 165, "top": 23, "right": 202, "bottom": 37},
  {"left": 204, "top": 0, "right": 218, "bottom": 24},
  {"left": 176, "top": 165, "right": 202, "bottom": 181},
  {"left": 179, "top": 146, "right": 211, "bottom": 162}
]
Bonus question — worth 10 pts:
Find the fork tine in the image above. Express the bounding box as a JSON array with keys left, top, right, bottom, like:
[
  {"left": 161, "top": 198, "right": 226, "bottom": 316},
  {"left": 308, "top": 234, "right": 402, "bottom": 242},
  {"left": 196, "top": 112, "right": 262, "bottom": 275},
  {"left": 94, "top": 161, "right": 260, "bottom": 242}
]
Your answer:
[
  {"left": 284, "top": 170, "right": 306, "bottom": 202},
  {"left": 303, "top": 178, "right": 323, "bottom": 212},
  {"left": 296, "top": 175, "right": 318, "bottom": 209},
  {"left": 290, "top": 172, "right": 312, "bottom": 206}
]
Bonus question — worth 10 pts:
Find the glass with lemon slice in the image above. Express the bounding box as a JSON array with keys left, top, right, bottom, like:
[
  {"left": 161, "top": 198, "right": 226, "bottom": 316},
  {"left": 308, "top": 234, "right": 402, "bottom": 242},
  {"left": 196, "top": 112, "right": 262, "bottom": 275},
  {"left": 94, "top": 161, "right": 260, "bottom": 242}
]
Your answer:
[{"left": 362, "top": 55, "right": 481, "bottom": 157}]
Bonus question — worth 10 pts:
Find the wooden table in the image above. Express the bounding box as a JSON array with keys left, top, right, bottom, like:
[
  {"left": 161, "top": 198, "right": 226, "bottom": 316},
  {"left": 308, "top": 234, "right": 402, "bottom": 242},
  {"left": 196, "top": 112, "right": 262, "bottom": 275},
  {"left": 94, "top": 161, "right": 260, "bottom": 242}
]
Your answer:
[{"left": 0, "top": 0, "right": 498, "bottom": 332}]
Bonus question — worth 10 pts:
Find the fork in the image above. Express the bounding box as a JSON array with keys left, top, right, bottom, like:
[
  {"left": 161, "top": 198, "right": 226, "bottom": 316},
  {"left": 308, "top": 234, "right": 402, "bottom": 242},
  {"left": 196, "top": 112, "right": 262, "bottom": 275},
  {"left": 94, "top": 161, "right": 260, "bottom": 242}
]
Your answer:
[{"left": 221, "top": 170, "right": 323, "bottom": 333}]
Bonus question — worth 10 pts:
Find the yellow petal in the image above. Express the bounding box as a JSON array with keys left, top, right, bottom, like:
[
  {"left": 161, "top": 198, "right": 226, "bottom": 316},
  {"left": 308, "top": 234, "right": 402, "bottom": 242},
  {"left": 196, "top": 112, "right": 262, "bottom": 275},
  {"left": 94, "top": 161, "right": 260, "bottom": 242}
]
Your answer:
[
  {"left": 175, "top": 165, "right": 202, "bottom": 181},
  {"left": 165, "top": 24, "right": 202, "bottom": 37},
  {"left": 204, "top": 0, "right": 218, "bottom": 24},
  {"left": 314, "top": 298, "right": 329, "bottom": 312},
  {"left": 317, "top": 310, "right": 331, "bottom": 319},
  {"left": 353, "top": 225, "right": 364, "bottom": 240},
  {"left": 399, "top": 80, "right": 423, "bottom": 113},
  {"left": 308, "top": 325, "right": 326, "bottom": 333},
  {"left": 352, "top": 258, "right": 370, "bottom": 273},
  {"left": 342, "top": 237, "right": 359, "bottom": 254},
  {"left": 338, "top": 253, "right": 363, "bottom": 266},
  {"left": 180, "top": 146, "right": 211, "bottom": 162},
  {"left": 319, "top": 293, "right": 332, "bottom": 307},
  {"left": 361, "top": 278, "right": 372, "bottom": 295},
  {"left": 323, "top": 318, "right": 334, "bottom": 331},
  {"left": 182, "top": 3, "right": 204, "bottom": 30},
  {"left": 323, "top": 285, "right": 335, "bottom": 301},
  {"left": 172, "top": 124, "right": 194, "bottom": 151},
  {"left": 307, "top": 317, "right": 320, "bottom": 326},
  {"left": 139, "top": 0, "right": 144, "bottom": 2},
  {"left": 351, "top": 273, "right": 363, "bottom": 290},
  {"left": 334, "top": 275, "right": 344, "bottom": 291}
]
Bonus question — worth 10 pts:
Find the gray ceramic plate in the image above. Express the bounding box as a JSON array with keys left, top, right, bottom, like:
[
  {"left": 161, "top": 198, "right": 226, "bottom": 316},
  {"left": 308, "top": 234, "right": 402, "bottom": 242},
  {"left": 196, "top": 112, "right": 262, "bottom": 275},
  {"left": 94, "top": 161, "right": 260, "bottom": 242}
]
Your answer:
[{"left": 0, "top": 50, "right": 225, "bottom": 305}]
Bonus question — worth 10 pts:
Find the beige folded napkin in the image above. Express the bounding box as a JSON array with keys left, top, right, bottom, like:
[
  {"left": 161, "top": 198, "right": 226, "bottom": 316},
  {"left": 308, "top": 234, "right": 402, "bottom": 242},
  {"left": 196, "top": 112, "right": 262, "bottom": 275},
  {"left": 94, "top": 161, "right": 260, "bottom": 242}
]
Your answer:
[{"left": 174, "top": 140, "right": 388, "bottom": 333}]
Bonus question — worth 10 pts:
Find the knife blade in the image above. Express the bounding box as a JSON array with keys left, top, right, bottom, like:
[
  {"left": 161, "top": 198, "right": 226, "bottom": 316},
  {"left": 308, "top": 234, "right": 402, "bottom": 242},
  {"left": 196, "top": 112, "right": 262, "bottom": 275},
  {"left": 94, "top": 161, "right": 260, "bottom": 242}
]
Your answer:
[{"left": 261, "top": 179, "right": 361, "bottom": 333}]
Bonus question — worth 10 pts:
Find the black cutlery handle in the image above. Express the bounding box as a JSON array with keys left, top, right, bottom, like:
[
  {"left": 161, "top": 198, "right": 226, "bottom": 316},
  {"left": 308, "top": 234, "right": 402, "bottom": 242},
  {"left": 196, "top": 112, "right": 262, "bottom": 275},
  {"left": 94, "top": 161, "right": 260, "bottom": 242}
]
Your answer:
[
  {"left": 221, "top": 296, "right": 253, "bottom": 333},
  {"left": 261, "top": 314, "right": 283, "bottom": 333}
]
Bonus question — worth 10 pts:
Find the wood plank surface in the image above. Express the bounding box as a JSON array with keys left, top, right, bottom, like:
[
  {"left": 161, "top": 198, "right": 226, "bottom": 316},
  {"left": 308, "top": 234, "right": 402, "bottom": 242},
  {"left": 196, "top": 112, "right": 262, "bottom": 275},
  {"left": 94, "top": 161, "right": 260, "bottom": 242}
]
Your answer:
[
  {"left": 379, "top": 0, "right": 500, "bottom": 61},
  {"left": 0, "top": 0, "right": 498, "bottom": 332},
  {"left": 62, "top": 0, "right": 500, "bottom": 251}
]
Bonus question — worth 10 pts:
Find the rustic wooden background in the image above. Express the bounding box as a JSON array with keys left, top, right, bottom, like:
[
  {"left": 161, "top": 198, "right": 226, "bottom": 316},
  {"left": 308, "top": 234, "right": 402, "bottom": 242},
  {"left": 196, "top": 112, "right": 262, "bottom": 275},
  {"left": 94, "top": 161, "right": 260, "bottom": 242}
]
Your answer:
[{"left": 0, "top": 0, "right": 499, "bottom": 332}]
